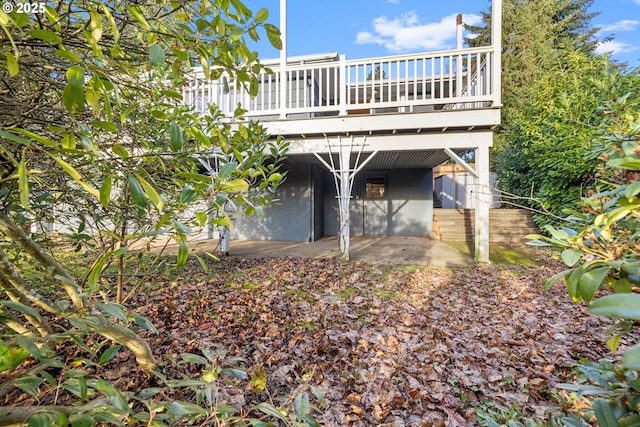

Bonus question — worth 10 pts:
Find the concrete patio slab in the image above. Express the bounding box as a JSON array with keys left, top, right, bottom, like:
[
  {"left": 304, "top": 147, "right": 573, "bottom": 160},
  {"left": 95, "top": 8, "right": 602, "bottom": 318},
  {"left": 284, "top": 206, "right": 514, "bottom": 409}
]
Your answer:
[{"left": 157, "top": 235, "right": 474, "bottom": 267}]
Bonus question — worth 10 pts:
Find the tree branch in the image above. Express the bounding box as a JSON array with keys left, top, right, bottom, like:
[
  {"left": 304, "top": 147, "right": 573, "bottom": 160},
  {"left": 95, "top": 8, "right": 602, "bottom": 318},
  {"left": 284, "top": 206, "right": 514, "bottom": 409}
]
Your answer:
[{"left": 0, "top": 213, "right": 86, "bottom": 309}]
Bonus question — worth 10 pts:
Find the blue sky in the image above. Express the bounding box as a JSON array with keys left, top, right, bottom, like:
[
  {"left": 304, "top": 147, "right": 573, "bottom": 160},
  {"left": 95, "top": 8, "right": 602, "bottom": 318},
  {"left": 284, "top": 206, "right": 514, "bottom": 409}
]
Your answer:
[{"left": 246, "top": 0, "right": 640, "bottom": 68}]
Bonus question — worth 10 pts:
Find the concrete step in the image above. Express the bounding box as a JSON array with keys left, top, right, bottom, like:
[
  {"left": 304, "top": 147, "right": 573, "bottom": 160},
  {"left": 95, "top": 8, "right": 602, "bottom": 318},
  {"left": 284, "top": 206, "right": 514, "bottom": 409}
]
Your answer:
[
  {"left": 439, "top": 232, "right": 536, "bottom": 243},
  {"left": 434, "top": 209, "right": 540, "bottom": 243}
]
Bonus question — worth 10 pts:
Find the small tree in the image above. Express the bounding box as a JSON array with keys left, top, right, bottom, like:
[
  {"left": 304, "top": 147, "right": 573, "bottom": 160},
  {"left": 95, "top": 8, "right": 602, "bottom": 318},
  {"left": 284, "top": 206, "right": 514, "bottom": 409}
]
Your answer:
[{"left": 0, "top": 0, "right": 290, "bottom": 421}]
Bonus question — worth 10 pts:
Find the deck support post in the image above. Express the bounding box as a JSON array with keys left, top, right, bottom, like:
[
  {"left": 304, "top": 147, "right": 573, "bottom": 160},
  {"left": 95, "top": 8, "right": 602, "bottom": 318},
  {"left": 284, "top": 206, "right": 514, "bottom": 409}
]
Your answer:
[
  {"left": 475, "top": 143, "right": 490, "bottom": 263},
  {"left": 313, "top": 137, "right": 378, "bottom": 261},
  {"left": 337, "top": 143, "right": 351, "bottom": 259}
]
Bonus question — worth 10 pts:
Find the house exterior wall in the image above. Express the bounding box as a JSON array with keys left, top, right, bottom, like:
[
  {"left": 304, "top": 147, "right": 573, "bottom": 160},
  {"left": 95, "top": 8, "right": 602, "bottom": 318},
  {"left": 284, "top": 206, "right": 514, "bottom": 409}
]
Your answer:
[
  {"left": 231, "top": 164, "right": 434, "bottom": 242},
  {"left": 323, "top": 168, "right": 433, "bottom": 237},
  {"left": 230, "top": 163, "right": 313, "bottom": 241},
  {"left": 435, "top": 172, "right": 500, "bottom": 209}
]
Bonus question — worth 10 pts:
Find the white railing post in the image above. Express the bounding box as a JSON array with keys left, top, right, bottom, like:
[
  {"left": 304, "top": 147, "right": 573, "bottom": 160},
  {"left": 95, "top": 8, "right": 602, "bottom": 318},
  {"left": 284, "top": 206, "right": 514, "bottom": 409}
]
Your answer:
[
  {"left": 279, "top": 0, "right": 287, "bottom": 119},
  {"left": 492, "top": 0, "right": 502, "bottom": 107},
  {"left": 456, "top": 14, "right": 463, "bottom": 99},
  {"left": 339, "top": 54, "right": 347, "bottom": 116}
]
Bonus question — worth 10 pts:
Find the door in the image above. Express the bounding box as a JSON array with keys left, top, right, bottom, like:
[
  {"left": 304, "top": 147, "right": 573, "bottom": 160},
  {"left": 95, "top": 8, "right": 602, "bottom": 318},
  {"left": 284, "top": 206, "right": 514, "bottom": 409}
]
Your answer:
[{"left": 363, "top": 174, "right": 388, "bottom": 235}]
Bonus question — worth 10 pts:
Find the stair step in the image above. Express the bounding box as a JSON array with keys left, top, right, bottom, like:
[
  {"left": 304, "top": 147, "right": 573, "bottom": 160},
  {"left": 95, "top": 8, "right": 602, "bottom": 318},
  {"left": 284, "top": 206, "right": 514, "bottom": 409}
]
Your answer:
[{"left": 434, "top": 209, "right": 540, "bottom": 242}]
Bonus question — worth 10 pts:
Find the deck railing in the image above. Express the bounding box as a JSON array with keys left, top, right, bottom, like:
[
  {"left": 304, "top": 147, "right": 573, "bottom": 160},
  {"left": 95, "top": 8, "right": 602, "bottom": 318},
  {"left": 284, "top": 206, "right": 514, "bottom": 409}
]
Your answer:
[{"left": 182, "top": 46, "right": 496, "bottom": 120}]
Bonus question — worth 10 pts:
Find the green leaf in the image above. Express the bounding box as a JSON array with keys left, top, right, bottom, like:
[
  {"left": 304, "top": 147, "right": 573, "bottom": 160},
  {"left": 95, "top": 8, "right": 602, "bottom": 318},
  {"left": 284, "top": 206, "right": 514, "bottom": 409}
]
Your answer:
[
  {"left": 566, "top": 267, "right": 583, "bottom": 302},
  {"left": 30, "top": 29, "right": 62, "bottom": 45},
  {"left": 544, "top": 269, "right": 572, "bottom": 290},
  {"left": 2, "top": 301, "right": 41, "bottom": 321},
  {"left": 69, "top": 413, "right": 93, "bottom": 427},
  {"left": 223, "top": 367, "right": 248, "bottom": 379},
  {"left": 89, "top": 9, "right": 102, "bottom": 44},
  {"left": 132, "top": 315, "right": 158, "bottom": 334},
  {"left": 579, "top": 266, "right": 609, "bottom": 304},
  {"left": 608, "top": 158, "right": 640, "bottom": 170},
  {"left": 100, "top": 176, "right": 112, "bottom": 209},
  {"left": 137, "top": 387, "right": 162, "bottom": 399},
  {"left": 6, "top": 52, "right": 18, "bottom": 76},
  {"left": 92, "top": 412, "right": 124, "bottom": 426},
  {"left": 18, "top": 157, "right": 29, "bottom": 209},
  {"left": 0, "top": 342, "right": 29, "bottom": 372},
  {"left": 98, "top": 345, "right": 121, "bottom": 365},
  {"left": 0, "top": 129, "right": 32, "bottom": 146},
  {"left": 593, "top": 399, "right": 617, "bottom": 427},
  {"left": 95, "top": 301, "right": 129, "bottom": 323},
  {"left": 561, "top": 249, "right": 582, "bottom": 267},
  {"left": 195, "top": 255, "right": 209, "bottom": 272},
  {"left": 135, "top": 174, "right": 164, "bottom": 211},
  {"left": 263, "top": 23, "right": 282, "bottom": 50},
  {"left": 180, "top": 184, "right": 197, "bottom": 203},
  {"left": 28, "top": 412, "right": 53, "bottom": 427},
  {"left": 589, "top": 294, "right": 640, "bottom": 320},
  {"left": 181, "top": 353, "right": 207, "bottom": 364},
  {"left": 48, "top": 154, "right": 100, "bottom": 199},
  {"left": 15, "top": 335, "right": 41, "bottom": 359},
  {"left": 220, "top": 179, "right": 249, "bottom": 193},
  {"left": 91, "top": 120, "right": 118, "bottom": 132},
  {"left": 624, "top": 181, "right": 640, "bottom": 199},
  {"left": 254, "top": 8, "right": 268, "bottom": 22},
  {"left": 61, "top": 133, "right": 76, "bottom": 150},
  {"left": 254, "top": 402, "right": 288, "bottom": 422},
  {"left": 195, "top": 211, "right": 208, "bottom": 226},
  {"left": 177, "top": 238, "right": 188, "bottom": 267},
  {"left": 613, "top": 278, "right": 632, "bottom": 294},
  {"left": 174, "top": 221, "right": 193, "bottom": 234},
  {"left": 63, "top": 66, "right": 85, "bottom": 113},
  {"left": 87, "top": 253, "right": 111, "bottom": 292},
  {"left": 128, "top": 175, "right": 146, "bottom": 207},
  {"left": 229, "top": 27, "right": 244, "bottom": 43},
  {"left": 160, "top": 89, "right": 183, "bottom": 100},
  {"left": 170, "top": 121, "right": 183, "bottom": 152},
  {"left": 218, "top": 161, "right": 237, "bottom": 179},
  {"left": 125, "top": 6, "right": 151, "bottom": 31},
  {"left": 606, "top": 335, "right": 622, "bottom": 353},
  {"left": 13, "top": 128, "right": 57, "bottom": 147},
  {"left": 100, "top": 3, "right": 119, "bottom": 42},
  {"left": 111, "top": 144, "right": 128, "bottom": 159},
  {"left": 294, "top": 392, "right": 310, "bottom": 419},
  {"left": 168, "top": 401, "right": 207, "bottom": 418},
  {"left": 149, "top": 44, "right": 165, "bottom": 66}
]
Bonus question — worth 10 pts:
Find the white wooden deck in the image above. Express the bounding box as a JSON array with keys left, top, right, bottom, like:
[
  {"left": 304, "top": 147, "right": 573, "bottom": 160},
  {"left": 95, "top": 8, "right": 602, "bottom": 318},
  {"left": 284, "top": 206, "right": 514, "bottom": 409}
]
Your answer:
[{"left": 182, "top": 46, "right": 499, "bottom": 137}]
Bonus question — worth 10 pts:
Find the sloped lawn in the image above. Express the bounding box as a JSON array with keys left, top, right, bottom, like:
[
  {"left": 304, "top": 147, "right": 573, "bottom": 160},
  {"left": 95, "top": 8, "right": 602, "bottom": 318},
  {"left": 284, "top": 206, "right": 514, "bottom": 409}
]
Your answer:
[{"left": 3, "top": 248, "right": 623, "bottom": 425}]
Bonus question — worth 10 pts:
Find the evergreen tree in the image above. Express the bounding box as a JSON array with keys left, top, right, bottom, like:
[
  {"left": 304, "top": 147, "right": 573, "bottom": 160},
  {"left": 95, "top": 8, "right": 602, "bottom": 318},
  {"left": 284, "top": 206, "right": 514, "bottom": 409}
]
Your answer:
[{"left": 464, "top": 0, "right": 601, "bottom": 156}]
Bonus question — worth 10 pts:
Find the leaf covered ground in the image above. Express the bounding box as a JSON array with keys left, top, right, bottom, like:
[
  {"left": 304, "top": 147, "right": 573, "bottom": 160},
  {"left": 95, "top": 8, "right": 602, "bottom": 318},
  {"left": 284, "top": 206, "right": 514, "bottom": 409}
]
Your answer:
[{"left": 2, "top": 247, "right": 626, "bottom": 425}]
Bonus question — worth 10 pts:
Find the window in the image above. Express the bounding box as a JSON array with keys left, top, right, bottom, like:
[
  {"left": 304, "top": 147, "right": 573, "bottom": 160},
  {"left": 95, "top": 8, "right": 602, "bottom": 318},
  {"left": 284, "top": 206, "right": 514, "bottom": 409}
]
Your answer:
[{"left": 365, "top": 177, "right": 386, "bottom": 200}]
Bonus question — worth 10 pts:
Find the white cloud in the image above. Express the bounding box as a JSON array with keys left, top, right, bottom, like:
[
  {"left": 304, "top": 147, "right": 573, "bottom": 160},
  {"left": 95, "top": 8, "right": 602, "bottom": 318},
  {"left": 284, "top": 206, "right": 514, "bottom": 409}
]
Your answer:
[
  {"left": 598, "top": 19, "right": 639, "bottom": 33},
  {"left": 387, "top": 0, "right": 400, "bottom": 3},
  {"left": 595, "top": 39, "right": 639, "bottom": 55},
  {"left": 355, "top": 12, "right": 482, "bottom": 52}
]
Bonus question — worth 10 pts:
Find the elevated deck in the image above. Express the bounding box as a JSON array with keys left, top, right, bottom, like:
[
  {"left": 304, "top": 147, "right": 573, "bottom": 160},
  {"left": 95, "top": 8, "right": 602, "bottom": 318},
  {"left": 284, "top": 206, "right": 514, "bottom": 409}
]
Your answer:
[{"left": 183, "top": 47, "right": 500, "bottom": 143}]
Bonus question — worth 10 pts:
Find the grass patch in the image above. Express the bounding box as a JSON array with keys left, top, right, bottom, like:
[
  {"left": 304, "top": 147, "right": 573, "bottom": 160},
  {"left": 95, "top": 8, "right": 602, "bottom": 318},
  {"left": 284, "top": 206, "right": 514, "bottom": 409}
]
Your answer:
[
  {"left": 372, "top": 288, "right": 403, "bottom": 301},
  {"left": 443, "top": 242, "right": 543, "bottom": 266},
  {"left": 334, "top": 286, "right": 357, "bottom": 299}
]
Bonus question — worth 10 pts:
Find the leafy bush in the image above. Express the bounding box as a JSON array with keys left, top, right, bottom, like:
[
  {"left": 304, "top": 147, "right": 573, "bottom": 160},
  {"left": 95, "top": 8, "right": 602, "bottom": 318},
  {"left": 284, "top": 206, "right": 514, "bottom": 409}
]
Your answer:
[{"left": 527, "top": 79, "right": 640, "bottom": 426}]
